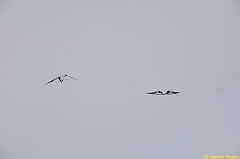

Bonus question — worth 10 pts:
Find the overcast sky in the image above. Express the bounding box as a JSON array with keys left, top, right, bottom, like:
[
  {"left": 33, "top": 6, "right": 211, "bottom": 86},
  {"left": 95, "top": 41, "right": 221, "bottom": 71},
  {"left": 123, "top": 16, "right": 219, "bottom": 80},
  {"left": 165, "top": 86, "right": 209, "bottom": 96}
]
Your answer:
[{"left": 1, "top": 1, "right": 240, "bottom": 159}]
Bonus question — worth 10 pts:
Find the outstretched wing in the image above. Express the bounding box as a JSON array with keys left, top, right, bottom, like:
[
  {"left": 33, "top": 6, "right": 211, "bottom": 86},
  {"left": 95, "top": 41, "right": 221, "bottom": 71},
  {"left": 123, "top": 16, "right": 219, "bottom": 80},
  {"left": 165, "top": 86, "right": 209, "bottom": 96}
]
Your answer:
[
  {"left": 146, "top": 91, "right": 157, "bottom": 94},
  {"left": 164, "top": 90, "right": 180, "bottom": 95},
  {"left": 66, "top": 75, "right": 76, "bottom": 80},
  {"left": 147, "top": 91, "right": 164, "bottom": 95},
  {"left": 44, "top": 77, "right": 59, "bottom": 85},
  {"left": 172, "top": 91, "right": 180, "bottom": 94}
]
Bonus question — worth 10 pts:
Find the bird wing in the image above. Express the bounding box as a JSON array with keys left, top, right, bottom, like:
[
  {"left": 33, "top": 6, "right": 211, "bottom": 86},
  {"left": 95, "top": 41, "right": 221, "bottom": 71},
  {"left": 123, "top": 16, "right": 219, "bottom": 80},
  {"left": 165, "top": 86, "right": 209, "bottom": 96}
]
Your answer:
[
  {"left": 146, "top": 91, "right": 157, "bottom": 94},
  {"left": 164, "top": 91, "right": 180, "bottom": 95},
  {"left": 146, "top": 91, "right": 164, "bottom": 95},
  {"left": 44, "top": 77, "right": 59, "bottom": 85},
  {"left": 172, "top": 91, "right": 180, "bottom": 94},
  {"left": 158, "top": 91, "right": 163, "bottom": 94},
  {"left": 66, "top": 75, "right": 77, "bottom": 80}
]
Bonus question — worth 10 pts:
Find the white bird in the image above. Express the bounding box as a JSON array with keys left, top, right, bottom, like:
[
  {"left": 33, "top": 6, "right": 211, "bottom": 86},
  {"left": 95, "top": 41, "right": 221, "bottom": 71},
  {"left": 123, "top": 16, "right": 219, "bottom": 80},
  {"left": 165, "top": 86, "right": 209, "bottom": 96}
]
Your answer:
[{"left": 45, "top": 74, "right": 76, "bottom": 85}]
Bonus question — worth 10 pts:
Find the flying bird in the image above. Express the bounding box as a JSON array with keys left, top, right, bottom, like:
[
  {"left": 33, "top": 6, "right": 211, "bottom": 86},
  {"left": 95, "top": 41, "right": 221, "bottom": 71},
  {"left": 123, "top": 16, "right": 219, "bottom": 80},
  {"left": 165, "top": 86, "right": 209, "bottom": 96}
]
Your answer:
[
  {"left": 146, "top": 90, "right": 180, "bottom": 95},
  {"left": 146, "top": 90, "right": 164, "bottom": 95},
  {"left": 45, "top": 74, "right": 76, "bottom": 85}
]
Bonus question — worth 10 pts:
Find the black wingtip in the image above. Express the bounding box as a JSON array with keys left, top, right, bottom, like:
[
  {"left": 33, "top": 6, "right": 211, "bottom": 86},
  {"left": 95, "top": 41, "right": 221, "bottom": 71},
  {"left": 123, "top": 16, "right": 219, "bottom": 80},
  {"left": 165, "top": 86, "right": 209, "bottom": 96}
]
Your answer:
[{"left": 173, "top": 92, "right": 180, "bottom": 94}]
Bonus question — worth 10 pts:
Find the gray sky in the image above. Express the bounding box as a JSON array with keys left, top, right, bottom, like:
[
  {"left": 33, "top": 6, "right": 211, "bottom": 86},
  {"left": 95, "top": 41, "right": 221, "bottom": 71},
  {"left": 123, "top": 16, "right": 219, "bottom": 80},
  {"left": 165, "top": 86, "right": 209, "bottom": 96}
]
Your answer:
[{"left": 1, "top": 0, "right": 240, "bottom": 159}]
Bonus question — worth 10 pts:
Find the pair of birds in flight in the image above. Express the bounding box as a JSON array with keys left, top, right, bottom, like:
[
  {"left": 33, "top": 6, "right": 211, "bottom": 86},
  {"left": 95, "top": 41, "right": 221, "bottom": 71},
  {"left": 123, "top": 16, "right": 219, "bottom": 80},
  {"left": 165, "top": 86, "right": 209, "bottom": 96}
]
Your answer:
[{"left": 45, "top": 74, "right": 180, "bottom": 95}]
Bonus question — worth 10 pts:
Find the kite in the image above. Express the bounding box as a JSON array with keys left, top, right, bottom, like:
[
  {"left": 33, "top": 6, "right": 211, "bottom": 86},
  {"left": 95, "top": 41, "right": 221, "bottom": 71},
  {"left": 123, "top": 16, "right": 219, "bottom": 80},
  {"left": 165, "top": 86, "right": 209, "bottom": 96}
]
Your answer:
[
  {"left": 44, "top": 74, "right": 76, "bottom": 85},
  {"left": 146, "top": 90, "right": 180, "bottom": 95}
]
